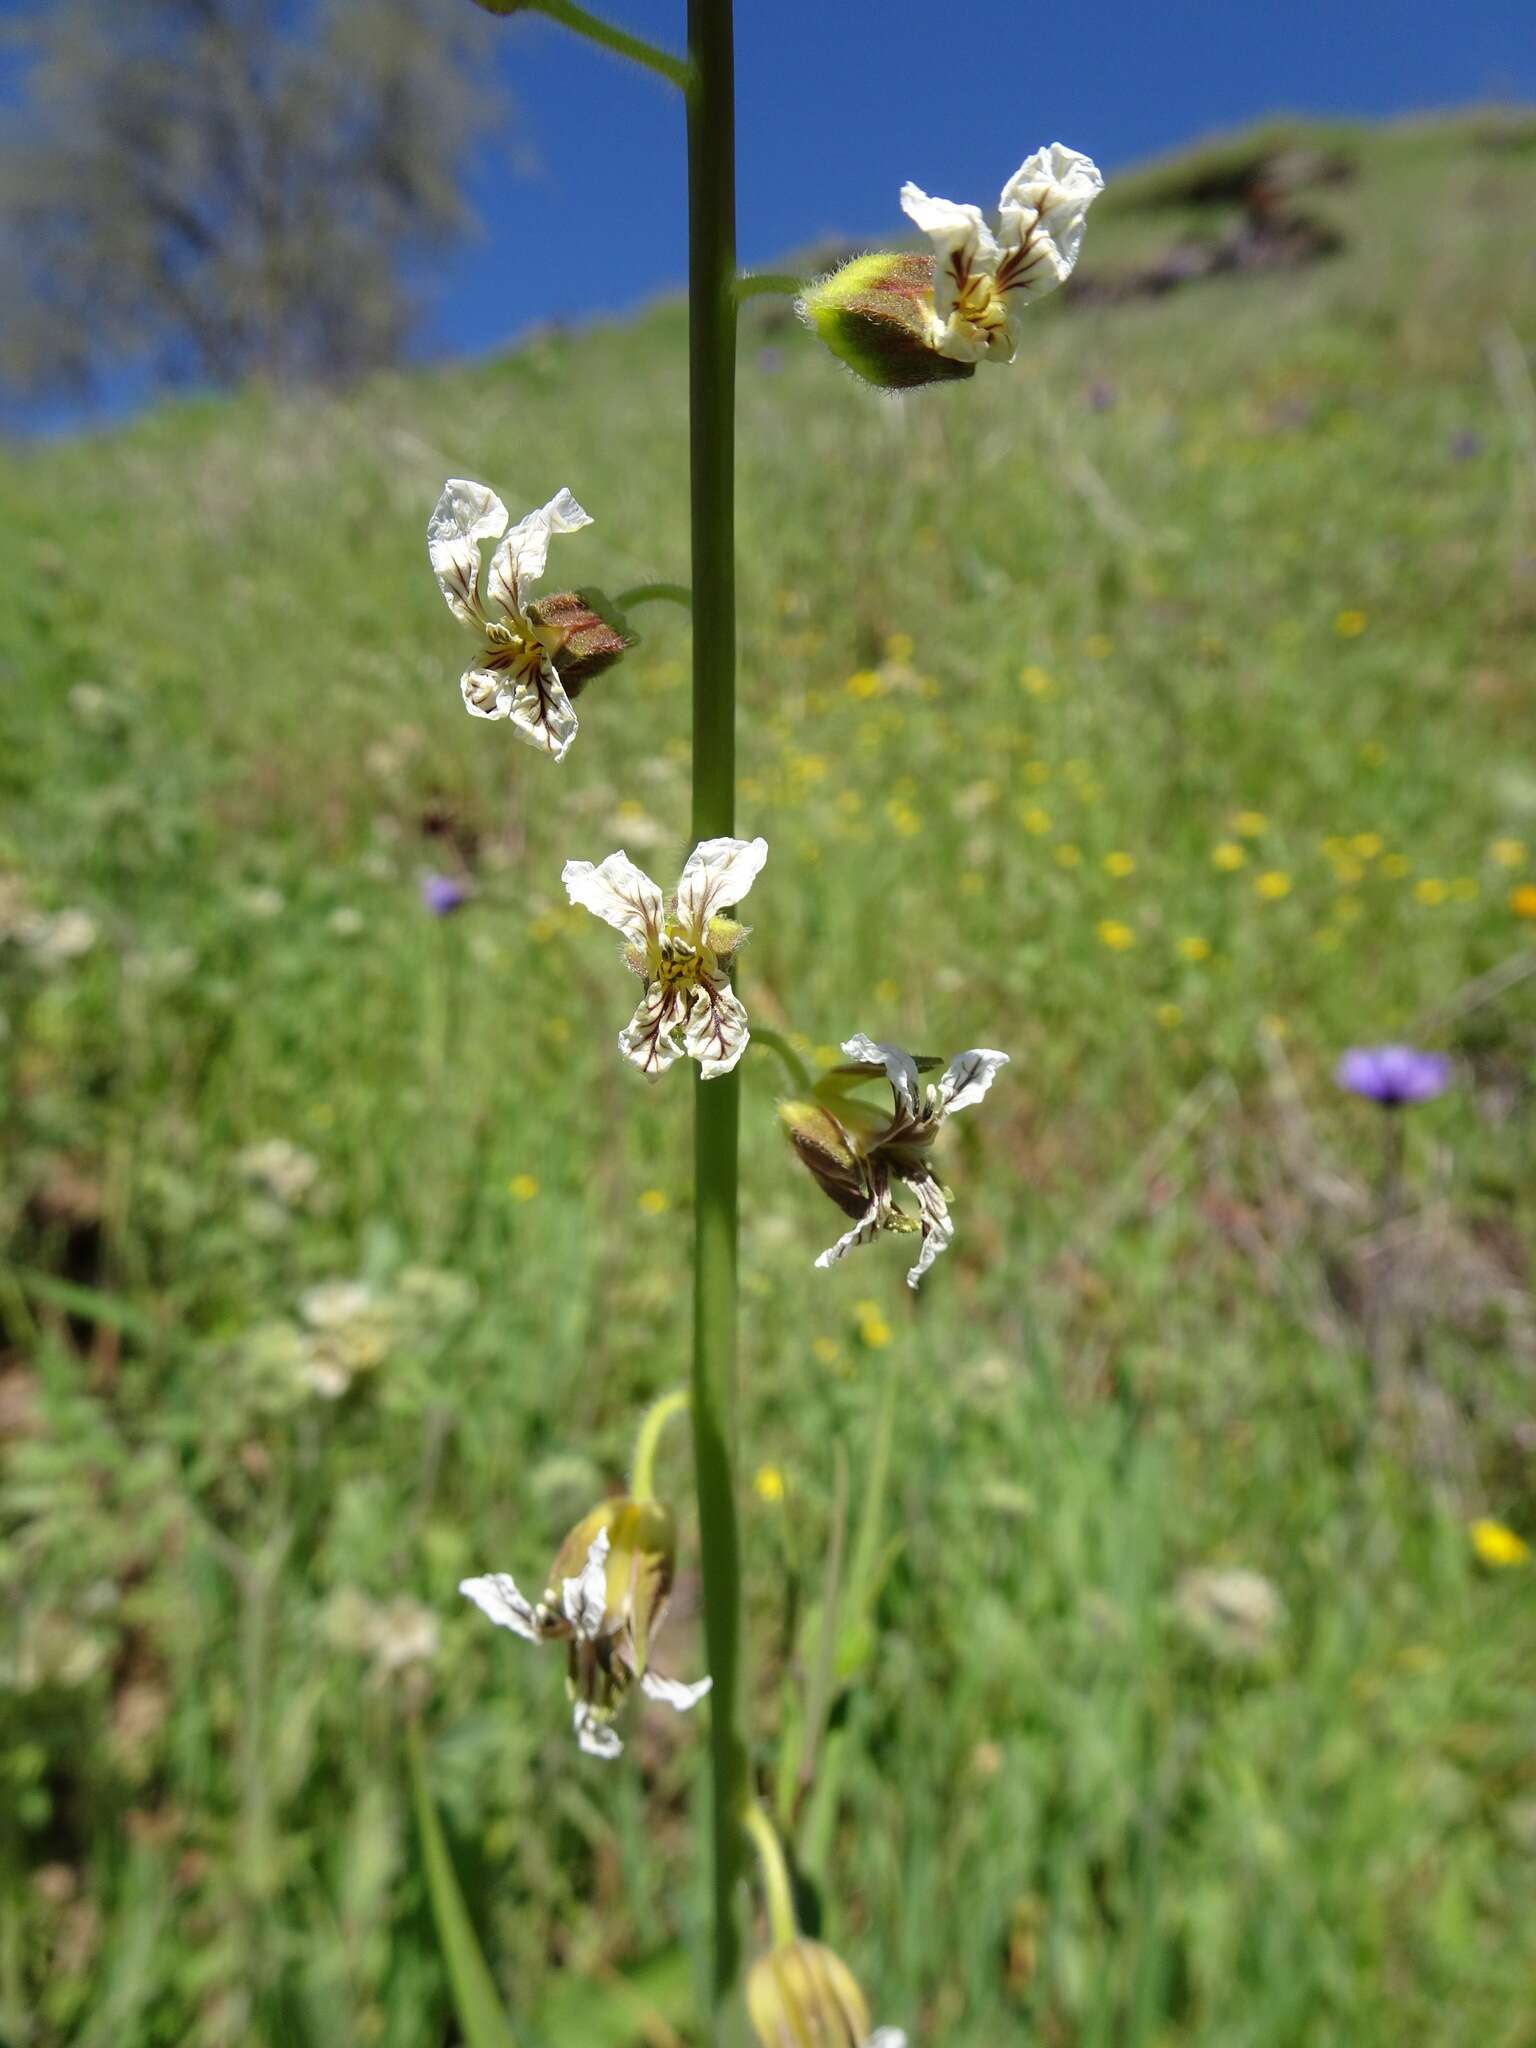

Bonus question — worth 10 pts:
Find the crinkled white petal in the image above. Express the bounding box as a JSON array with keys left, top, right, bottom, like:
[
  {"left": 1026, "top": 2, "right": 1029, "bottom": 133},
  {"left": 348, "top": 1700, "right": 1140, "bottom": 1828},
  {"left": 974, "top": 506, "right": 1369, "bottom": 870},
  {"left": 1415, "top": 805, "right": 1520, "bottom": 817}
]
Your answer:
[
  {"left": 489, "top": 487, "right": 592, "bottom": 612},
  {"left": 939, "top": 1047, "right": 1010, "bottom": 1116},
  {"left": 675, "top": 835, "right": 769, "bottom": 940},
  {"left": 460, "top": 665, "right": 510, "bottom": 720},
  {"left": 561, "top": 1529, "right": 611, "bottom": 1640},
  {"left": 506, "top": 654, "right": 579, "bottom": 762},
  {"left": 428, "top": 478, "right": 508, "bottom": 628},
  {"left": 573, "top": 1700, "right": 624, "bottom": 1759},
  {"left": 619, "top": 982, "right": 687, "bottom": 1079},
  {"left": 685, "top": 978, "right": 751, "bottom": 1079},
  {"left": 640, "top": 1668, "right": 713, "bottom": 1712},
  {"left": 563, "top": 850, "right": 664, "bottom": 944},
  {"left": 459, "top": 1572, "right": 542, "bottom": 1644},
  {"left": 900, "top": 181, "right": 1000, "bottom": 328},
  {"left": 841, "top": 1035, "right": 923, "bottom": 1118},
  {"left": 997, "top": 143, "right": 1103, "bottom": 298},
  {"left": 905, "top": 1175, "right": 955, "bottom": 1291},
  {"left": 814, "top": 1191, "right": 887, "bottom": 1272},
  {"left": 868, "top": 2031, "right": 908, "bottom": 2047}
]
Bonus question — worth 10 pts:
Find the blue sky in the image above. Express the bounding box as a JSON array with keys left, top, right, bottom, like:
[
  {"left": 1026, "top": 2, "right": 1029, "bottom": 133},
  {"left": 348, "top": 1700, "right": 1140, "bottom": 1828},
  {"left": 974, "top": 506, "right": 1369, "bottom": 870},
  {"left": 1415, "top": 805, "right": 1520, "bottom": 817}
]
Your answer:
[
  {"left": 3, "top": 0, "right": 1533, "bottom": 427},
  {"left": 427, "top": 0, "right": 1536, "bottom": 359}
]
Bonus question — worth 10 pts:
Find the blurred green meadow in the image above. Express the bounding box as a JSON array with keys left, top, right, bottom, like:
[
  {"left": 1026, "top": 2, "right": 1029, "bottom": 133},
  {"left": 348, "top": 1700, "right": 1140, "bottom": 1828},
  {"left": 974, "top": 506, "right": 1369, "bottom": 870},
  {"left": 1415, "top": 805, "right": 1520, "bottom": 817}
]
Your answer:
[{"left": 3, "top": 112, "right": 1536, "bottom": 2047}]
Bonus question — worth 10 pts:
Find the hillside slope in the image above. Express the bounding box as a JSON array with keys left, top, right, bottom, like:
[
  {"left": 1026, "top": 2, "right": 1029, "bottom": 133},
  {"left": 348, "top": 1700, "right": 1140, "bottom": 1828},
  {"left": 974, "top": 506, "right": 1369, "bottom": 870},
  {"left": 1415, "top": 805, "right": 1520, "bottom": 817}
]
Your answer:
[{"left": 2, "top": 113, "right": 1535, "bottom": 2048}]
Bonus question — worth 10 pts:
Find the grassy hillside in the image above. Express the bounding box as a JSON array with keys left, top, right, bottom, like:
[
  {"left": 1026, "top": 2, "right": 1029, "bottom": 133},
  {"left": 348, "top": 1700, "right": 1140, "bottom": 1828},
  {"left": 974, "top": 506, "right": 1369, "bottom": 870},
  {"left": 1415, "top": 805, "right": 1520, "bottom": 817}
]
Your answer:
[{"left": 3, "top": 111, "right": 1536, "bottom": 2047}]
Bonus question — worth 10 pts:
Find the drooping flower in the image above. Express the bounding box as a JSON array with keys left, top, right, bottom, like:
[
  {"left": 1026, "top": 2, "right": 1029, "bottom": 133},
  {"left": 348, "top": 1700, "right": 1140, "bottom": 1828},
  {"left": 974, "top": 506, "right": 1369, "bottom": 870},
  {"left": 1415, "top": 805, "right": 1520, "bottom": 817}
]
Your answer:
[
  {"left": 460, "top": 1499, "right": 710, "bottom": 1758},
  {"left": 901, "top": 143, "right": 1103, "bottom": 364},
  {"left": 780, "top": 1036, "right": 1008, "bottom": 1290},
  {"left": 563, "top": 838, "right": 768, "bottom": 1079},
  {"left": 1335, "top": 1045, "right": 1451, "bottom": 1107},
  {"left": 747, "top": 1939, "right": 906, "bottom": 2048},
  {"left": 427, "top": 479, "right": 629, "bottom": 761}
]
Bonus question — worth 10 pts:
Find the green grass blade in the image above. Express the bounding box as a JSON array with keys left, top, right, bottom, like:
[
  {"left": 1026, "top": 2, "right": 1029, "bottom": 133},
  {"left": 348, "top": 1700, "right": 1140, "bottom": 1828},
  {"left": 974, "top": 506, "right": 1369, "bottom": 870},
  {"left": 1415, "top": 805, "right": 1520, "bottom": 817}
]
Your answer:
[{"left": 407, "top": 1727, "right": 519, "bottom": 2048}]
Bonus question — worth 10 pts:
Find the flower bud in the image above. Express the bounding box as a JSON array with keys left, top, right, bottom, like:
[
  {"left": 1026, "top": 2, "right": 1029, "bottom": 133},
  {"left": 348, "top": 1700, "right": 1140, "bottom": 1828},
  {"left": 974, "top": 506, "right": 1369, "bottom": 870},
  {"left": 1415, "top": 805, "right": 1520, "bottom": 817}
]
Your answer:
[
  {"left": 778, "top": 1099, "right": 869, "bottom": 1220},
  {"left": 799, "top": 253, "right": 975, "bottom": 391},
  {"left": 746, "top": 1940, "right": 874, "bottom": 2047},
  {"left": 525, "top": 589, "right": 633, "bottom": 697}
]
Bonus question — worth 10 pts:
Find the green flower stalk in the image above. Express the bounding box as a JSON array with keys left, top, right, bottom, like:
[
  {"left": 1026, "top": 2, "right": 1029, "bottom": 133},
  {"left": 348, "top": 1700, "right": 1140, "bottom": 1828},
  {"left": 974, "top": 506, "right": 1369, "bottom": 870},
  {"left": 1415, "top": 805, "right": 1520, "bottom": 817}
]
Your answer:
[{"left": 685, "top": 0, "right": 753, "bottom": 2016}]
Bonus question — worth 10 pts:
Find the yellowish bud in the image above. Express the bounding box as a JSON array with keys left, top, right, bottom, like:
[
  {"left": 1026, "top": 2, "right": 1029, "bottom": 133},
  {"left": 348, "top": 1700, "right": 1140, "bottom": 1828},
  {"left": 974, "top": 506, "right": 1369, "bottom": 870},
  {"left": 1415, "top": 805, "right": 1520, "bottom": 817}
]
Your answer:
[
  {"left": 799, "top": 252, "right": 975, "bottom": 391},
  {"left": 747, "top": 1940, "right": 873, "bottom": 2048}
]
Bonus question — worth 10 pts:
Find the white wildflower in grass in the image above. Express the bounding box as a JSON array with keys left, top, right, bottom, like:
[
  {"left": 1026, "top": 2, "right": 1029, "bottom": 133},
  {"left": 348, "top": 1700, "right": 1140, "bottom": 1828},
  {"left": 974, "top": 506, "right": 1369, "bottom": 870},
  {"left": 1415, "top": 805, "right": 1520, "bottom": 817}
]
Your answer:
[
  {"left": 461, "top": 1501, "right": 710, "bottom": 1759},
  {"left": 902, "top": 143, "right": 1103, "bottom": 364},
  {"left": 428, "top": 478, "right": 629, "bottom": 762},
  {"left": 781, "top": 1036, "right": 1008, "bottom": 1289},
  {"left": 747, "top": 1939, "right": 906, "bottom": 2048},
  {"left": 235, "top": 1138, "right": 321, "bottom": 1208},
  {"left": 563, "top": 837, "right": 768, "bottom": 1079},
  {"left": 21, "top": 908, "right": 99, "bottom": 963},
  {"left": 1175, "top": 1567, "right": 1286, "bottom": 1662}
]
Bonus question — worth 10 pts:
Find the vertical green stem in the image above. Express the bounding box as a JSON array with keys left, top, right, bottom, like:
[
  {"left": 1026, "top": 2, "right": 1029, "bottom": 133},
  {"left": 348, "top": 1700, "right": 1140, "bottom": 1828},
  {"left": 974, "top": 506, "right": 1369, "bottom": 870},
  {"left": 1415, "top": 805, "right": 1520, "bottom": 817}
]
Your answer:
[{"left": 686, "top": 0, "right": 749, "bottom": 2022}]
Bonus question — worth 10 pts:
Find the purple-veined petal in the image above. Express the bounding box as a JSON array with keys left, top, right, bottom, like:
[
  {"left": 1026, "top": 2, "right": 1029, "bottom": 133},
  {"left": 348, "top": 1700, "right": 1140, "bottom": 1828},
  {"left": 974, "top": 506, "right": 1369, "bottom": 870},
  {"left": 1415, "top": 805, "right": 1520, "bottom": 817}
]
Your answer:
[
  {"left": 428, "top": 479, "right": 508, "bottom": 628},
  {"left": 676, "top": 835, "right": 769, "bottom": 940},
  {"left": 939, "top": 1047, "right": 1009, "bottom": 1115},
  {"left": 563, "top": 851, "right": 664, "bottom": 945}
]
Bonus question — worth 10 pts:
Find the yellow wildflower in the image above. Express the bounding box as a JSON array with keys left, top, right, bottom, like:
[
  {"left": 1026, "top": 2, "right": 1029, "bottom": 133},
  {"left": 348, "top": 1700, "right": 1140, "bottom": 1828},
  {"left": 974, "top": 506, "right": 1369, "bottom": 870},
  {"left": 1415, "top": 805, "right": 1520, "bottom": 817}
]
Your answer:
[
  {"left": 1491, "top": 837, "right": 1527, "bottom": 870},
  {"left": 1154, "top": 1002, "right": 1183, "bottom": 1029},
  {"left": 855, "top": 1299, "right": 892, "bottom": 1349},
  {"left": 753, "top": 1464, "right": 787, "bottom": 1505},
  {"left": 1255, "top": 871, "right": 1292, "bottom": 901},
  {"left": 1054, "top": 843, "right": 1082, "bottom": 868},
  {"left": 1103, "top": 850, "right": 1136, "bottom": 878},
  {"left": 1381, "top": 854, "right": 1411, "bottom": 879},
  {"left": 1470, "top": 1519, "right": 1530, "bottom": 1568},
  {"left": 1176, "top": 936, "right": 1211, "bottom": 962},
  {"left": 1097, "top": 919, "right": 1135, "bottom": 951},
  {"left": 1232, "top": 810, "right": 1268, "bottom": 837},
  {"left": 1334, "top": 609, "right": 1368, "bottom": 637},
  {"left": 874, "top": 977, "right": 900, "bottom": 1005},
  {"left": 884, "top": 630, "right": 914, "bottom": 661},
  {"left": 1414, "top": 878, "right": 1448, "bottom": 906},
  {"left": 1511, "top": 884, "right": 1536, "bottom": 919},
  {"left": 1019, "top": 804, "right": 1052, "bottom": 835},
  {"left": 1359, "top": 740, "right": 1387, "bottom": 766},
  {"left": 1350, "top": 832, "right": 1383, "bottom": 860},
  {"left": 1024, "top": 760, "right": 1052, "bottom": 785},
  {"left": 637, "top": 1188, "right": 670, "bottom": 1216},
  {"left": 508, "top": 1173, "right": 540, "bottom": 1202},
  {"left": 1212, "top": 841, "right": 1246, "bottom": 871},
  {"left": 1019, "top": 664, "right": 1056, "bottom": 698},
  {"left": 845, "top": 668, "right": 883, "bottom": 699}
]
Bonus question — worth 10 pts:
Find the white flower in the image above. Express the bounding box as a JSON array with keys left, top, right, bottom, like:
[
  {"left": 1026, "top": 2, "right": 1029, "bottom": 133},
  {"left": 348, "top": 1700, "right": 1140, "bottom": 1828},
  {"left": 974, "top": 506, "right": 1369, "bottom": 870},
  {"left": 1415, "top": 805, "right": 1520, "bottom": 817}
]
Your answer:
[
  {"left": 461, "top": 1508, "right": 712, "bottom": 1760},
  {"left": 901, "top": 142, "right": 1103, "bottom": 363},
  {"left": 235, "top": 1138, "right": 321, "bottom": 1208},
  {"left": 21, "top": 909, "right": 98, "bottom": 963},
  {"left": 783, "top": 1037, "right": 1008, "bottom": 1289},
  {"left": 427, "top": 478, "right": 593, "bottom": 761},
  {"left": 563, "top": 837, "right": 768, "bottom": 1080}
]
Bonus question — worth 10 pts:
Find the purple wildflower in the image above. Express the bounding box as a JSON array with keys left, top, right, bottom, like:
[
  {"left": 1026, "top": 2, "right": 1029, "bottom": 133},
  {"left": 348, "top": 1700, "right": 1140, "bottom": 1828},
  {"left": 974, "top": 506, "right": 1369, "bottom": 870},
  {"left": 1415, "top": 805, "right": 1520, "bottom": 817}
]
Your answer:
[
  {"left": 1335, "top": 1045, "right": 1450, "bottom": 1108},
  {"left": 1448, "top": 429, "right": 1482, "bottom": 461},
  {"left": 1086, "top": 379, "right": 1116, "bottom": 412},
  {"left": 420, "top": 873, "right": 468, "bottom": 918}
]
